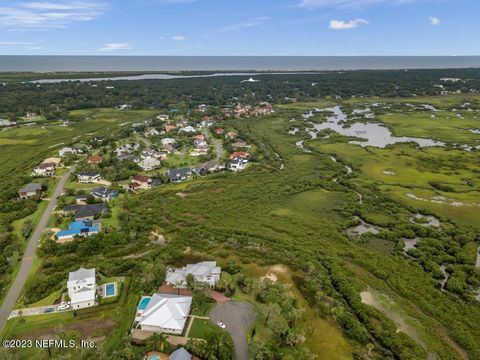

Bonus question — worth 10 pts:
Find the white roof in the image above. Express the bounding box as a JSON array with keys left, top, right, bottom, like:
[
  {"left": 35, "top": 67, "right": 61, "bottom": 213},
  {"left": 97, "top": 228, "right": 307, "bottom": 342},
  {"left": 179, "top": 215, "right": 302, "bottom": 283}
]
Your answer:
[
  {"left": 166, "top": 261, "right": 220, "bottom": 284},
  {"left": 70, "top": 287, "right": 96, "bottom": 304},
  {"left": 139, "top": 293, "right": 192, "bottom": 332},
  {"left": 68, "top": 267, "right": 95, "bottom": 282}
]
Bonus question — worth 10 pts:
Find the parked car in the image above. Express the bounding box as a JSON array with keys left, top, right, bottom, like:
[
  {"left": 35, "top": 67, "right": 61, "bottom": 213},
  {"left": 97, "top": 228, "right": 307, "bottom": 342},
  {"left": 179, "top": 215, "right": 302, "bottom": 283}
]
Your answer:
[
  {"left": 44, "top": 307, "right": 55, "bottom": 313},
  {"left": 58, "top": 302, "right": 70, "bottom": 311},
  {"left": 217, "top": 321, "right": 226, "bottom": 329}
]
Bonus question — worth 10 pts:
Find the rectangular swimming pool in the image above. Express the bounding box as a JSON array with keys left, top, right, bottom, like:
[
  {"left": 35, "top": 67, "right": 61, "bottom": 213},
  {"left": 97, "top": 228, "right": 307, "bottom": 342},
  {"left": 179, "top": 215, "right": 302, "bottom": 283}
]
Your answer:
[
  {"left": 105, "top": 283, "right": 115, "bottom": 296},
  {"left": 138, "top": 297, "right": 151, "bottom": 311}
]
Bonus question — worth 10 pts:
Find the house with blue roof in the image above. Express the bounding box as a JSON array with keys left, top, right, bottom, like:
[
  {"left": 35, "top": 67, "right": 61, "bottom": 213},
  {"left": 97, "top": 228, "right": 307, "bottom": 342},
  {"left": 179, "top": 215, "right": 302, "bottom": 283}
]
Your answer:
[{"left": 55, "top": 220, "right": 100, "bottom": 242}]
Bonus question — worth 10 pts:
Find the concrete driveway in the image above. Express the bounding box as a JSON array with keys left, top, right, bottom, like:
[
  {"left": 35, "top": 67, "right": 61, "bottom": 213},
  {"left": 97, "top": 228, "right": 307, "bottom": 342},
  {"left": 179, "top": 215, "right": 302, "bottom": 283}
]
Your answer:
[
  {"left": 210, "top": 301, "right": 256, "bottom": 360},
  {"left": 8, "top": 304, "right": 70, "bottom": 319}
]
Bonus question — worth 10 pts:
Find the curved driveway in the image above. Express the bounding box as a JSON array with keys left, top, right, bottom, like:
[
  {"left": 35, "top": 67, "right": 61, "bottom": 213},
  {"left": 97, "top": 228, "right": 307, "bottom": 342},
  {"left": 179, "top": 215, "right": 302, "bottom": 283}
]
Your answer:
[
  {"left": 210, "top": 301, "right": 256, "bottom": 360},
  {"left": 0, "top": 166, "right": 75, "bottom": 332}
]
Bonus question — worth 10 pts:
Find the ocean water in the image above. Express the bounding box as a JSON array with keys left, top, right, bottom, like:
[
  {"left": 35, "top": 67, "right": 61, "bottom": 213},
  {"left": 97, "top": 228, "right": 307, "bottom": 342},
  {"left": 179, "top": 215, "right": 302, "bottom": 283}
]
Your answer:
[{"left": 0, "top": 56, "right": 479, "bottom": 72}]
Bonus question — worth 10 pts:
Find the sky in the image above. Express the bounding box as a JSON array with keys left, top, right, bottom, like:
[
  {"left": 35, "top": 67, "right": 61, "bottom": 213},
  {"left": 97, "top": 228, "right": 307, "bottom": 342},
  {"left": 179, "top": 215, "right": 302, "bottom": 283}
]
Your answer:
[{"left": 0, "top": 0, "right": 478, "bottom": 56}]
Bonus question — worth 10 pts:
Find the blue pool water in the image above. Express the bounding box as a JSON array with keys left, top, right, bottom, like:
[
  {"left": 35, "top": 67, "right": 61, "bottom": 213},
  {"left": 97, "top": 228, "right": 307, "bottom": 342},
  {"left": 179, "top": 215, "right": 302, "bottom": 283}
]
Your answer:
[
  {"left": 138, "top": 297, "right": 151, "bottom": 311},
  {"left": 105, "top": 283, "right": 115, "bottom": 296},
  {"left": 148, "top": 356, "right": 160, "bottom": 360}
]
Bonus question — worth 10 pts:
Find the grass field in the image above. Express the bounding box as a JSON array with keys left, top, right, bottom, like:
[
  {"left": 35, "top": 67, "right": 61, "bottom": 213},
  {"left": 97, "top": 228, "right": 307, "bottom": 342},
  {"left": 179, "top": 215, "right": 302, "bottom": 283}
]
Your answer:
[{"left": 188, "top": 318, "right": 223, "bottom": 340}]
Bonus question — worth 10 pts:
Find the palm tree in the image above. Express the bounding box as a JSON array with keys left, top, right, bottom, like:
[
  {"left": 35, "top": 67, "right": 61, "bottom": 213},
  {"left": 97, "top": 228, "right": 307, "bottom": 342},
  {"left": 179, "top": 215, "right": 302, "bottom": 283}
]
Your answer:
[{"left": 146, "top": 333, "right": 168, "bottom": 352}]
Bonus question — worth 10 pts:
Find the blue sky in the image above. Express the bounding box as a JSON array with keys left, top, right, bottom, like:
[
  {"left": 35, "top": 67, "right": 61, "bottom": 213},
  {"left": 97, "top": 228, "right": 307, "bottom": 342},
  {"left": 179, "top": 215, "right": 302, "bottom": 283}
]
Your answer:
[{"left": 0, "top": 0, "right": 478, "bottom": 55}]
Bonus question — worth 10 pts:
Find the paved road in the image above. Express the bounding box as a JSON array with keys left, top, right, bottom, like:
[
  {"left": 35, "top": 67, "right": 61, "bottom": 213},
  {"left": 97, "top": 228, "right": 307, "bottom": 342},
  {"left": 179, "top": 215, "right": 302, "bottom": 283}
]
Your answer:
[
  {"left": 201, "top": 129, "right": 223, "bottom": 162},
  {"left": 210, "top": 301, "right": 256, "bottom": 360},
  {"left": 0, "top": 166, "right": 75, "bottom": 331},
  {"left": 215, "top": 140, "right": 223, "bottom": 162}
]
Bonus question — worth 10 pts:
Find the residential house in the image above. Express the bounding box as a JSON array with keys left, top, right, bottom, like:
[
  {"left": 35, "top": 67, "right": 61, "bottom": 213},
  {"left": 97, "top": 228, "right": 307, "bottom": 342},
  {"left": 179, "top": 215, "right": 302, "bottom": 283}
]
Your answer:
[
  {"left": 87, "top": 155, "right": 103, "bottom": 164},
  {"left": 179, "top": 126, "right": 196, "bottom": 134},
  {"left": 199, "top": 119, "right": 214, "bottom": 129},
  {"left": 230, "top": 151, "right": 249, "bottom": 159},
  {"left": 33, "top": 162, "right": 56, "bottom": 177},
  {"left": 230, "top": 157, "right": 249, "bottom": 172},
  {"left": 92, "top": 136, "right": 106, "bottom": 144},
  {"left": 144, "top": 128, "right": 160, "bottom": 137},
  {"left": 166, "top": 167, "right": 192, "bottom": 183},
  {"left": 164, "top": 124, "right": 177, "bottom": 133},
  {"left": 190, "top": 145, "right": 208, "bottom": 157},
  {"left": 114, "top": 143, "right": 139, "bottom": 157},
  {"left": 198, "top": 104, "right": 208, "bottom": 112},
  {"left": 231, "top": 141, "right": 250, "bottom": 150},
  {"left": 226, "top": 131, "right": 238, "bottom": 140},
  {"left": 157, "top": 114, "right": 170, "bottom": 121},
  {"left": 18, "top": 183, "right": 42, "bottom": 199},
  {"left": 140, "top": 150, "right": 163, "bottom": 159},
  {"left": 166, "top": 261, "right": 221, "bottom": 288},
  {"left": 75, "top": 194, "right": 88, "bottom": 204},
  {"left": 137, "top": 156, "right": 161, "bottom": 171},
  {"left": 161, "top": 138, "right": 177, "bottom": 146},
  {"left": 137, "top": 293, "right": 192, "bottom": 335},
  {"left": 42, "top": 158, "right": 62, "bottom": 167},
  {"left": 63, "top": 203, "right": 109, "bottom": 221},
  {"left": 162, "top": 144, "right": 176, "bottom": 154},
  {"left": 129, "top": 175, "right": 152, "bottom": 191},
  {"left": 170, "top": 348, "right": 192, "bottom": 360},
  {"left": 90, "top": 187, "right": 118, "bottom": 202},
  {"left": 0, "top": 119, "right": 16, "bottom": 127},
  {"left": 193, "top": 134, "right": 205, "bottom": 142},
  {"left": 78, "top": 171, "right": 101, "bottom": 184},
  {"left": 214, "top": 128, "right": 225, "bottom": 135},
  {"left": 67, "top": 268, "right": 97, "bottom": 309},
  {"left": 59, "top": 147, "right": 77, "bottom": 157},
  {"left": 191, "top": 162, "right": 224, "bottom": 176},
  {"left": 55, "top": 220, "right": 100, "bottom": 241},
  {"left": 203, "top": 160, "right": 225, "bottom": 173}
]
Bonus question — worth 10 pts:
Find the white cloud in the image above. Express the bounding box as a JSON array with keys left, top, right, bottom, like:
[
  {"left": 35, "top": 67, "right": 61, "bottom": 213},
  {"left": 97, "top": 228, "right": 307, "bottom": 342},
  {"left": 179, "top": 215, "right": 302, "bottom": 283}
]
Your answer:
[
  {"left": 100, "top": 42, "right": 132, "bottom": 51},
  {"left": 428, "top": 16, "right": 440, "bottom": 25},
  {"left": 172, "top": 35, "right": 186, "bottom": 40},
  {"left": 329, "top": 18, "right": 369, "bottom": 29},
  {"left": 0, "top": 1, "right": 105, "bottom": 30},
  {"left": 213, "top": 16, "right": 271, "bottom": 34}
]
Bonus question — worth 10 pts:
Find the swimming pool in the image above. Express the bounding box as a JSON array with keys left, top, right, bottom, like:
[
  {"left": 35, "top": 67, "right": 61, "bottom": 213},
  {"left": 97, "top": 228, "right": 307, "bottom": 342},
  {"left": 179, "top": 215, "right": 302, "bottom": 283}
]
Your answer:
[
  {"left": 138, "top": 297, "right": 151, "bottom": 311},
  {"left": 147, "top": 356, "right": 160, "bottom": 360},
  {"left": 105, "top": 283, "right": 115, "bottom": 297}
]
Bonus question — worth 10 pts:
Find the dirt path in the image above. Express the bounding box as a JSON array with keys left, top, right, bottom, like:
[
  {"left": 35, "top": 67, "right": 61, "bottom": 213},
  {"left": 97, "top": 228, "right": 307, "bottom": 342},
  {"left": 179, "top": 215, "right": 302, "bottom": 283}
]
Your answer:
[{"left": 0, "top": 166, "right": 76, "bottom": 332}]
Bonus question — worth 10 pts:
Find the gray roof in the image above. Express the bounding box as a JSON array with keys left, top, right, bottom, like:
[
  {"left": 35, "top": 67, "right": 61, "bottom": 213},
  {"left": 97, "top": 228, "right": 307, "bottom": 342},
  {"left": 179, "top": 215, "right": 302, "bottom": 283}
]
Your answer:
[
  {"left": 19, "top": 183, "right": 42, "bottom": 193},
  {"left": 170, "top": 347, "right": 192, "bottom": 360},
  {"left": 68, "top": 267, "right": 95, "bottom": 282},
  {"left": 63, "top": 204, "right": 108, "bottom": 219},
  {"left": 166, "top": 167, "right": 192, "bottom": 182}
]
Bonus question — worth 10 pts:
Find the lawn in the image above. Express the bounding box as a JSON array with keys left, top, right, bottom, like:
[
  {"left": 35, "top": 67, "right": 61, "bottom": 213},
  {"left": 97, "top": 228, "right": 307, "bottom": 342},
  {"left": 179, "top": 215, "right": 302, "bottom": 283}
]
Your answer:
[
  {"left": 190, "top": 301, "right": 215, "bottom": 317},
  {"left": 188, "top": 318, "right": 223, "bottom": 340},
  {"left": 25, "top": 289, "right": 63, "bottom": 308}
]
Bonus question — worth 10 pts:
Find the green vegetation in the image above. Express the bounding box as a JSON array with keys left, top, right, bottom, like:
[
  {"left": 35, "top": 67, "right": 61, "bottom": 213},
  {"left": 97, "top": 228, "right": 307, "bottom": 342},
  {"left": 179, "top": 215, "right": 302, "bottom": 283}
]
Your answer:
[
  {"left": 1, "top": 70, "right": 480, "bottom": 359},
  {"left": 188, "top": 318, "right": 222, "bottom": 340}
]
